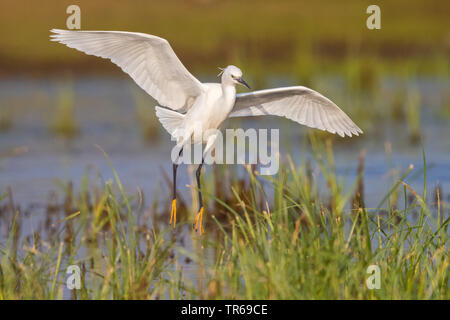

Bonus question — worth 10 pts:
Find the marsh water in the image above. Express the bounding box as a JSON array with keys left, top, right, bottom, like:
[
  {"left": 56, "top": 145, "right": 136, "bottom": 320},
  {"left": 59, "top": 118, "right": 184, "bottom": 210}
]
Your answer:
[{"left": 1, "top": 76, "right": 449, "bottom": 234}]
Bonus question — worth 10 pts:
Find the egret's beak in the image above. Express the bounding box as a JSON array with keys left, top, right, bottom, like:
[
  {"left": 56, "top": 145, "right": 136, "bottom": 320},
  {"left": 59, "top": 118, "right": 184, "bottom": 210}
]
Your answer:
[{"left": 237, "top": 77, "right": 251, "bottom": 89}]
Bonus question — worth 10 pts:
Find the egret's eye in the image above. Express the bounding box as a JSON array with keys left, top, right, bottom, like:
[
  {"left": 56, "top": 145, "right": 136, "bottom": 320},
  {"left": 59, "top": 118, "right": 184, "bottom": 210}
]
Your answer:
[{"left": 231, "top": 75, "right": 236, "bottom": 79}]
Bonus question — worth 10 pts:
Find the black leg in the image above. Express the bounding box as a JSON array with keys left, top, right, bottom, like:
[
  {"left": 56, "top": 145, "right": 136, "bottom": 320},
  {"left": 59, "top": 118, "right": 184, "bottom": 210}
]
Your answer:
[
  {"left": 194, "top": 158, "right": 205, "bottom": 234},
  {"left": 170, "top": 148, "right": 183, "bottom": 227},
  {"left": 195, "top": 158, "right": 204, "bottom": 210},
  {"left": 173, "top": 147, "right": 183, "bottom": 199},
  {"left": 172, "top": 162, "right": 178, "bottom": 201}
]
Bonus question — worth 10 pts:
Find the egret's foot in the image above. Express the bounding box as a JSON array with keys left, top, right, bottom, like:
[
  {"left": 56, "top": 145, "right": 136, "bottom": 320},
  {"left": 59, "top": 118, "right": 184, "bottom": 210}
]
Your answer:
[
  {"left": 169, "top": 199, "right": 177, "bottom": 228},
  {"left": 194, "top": 207, "right": 204, "bottom": 235}
]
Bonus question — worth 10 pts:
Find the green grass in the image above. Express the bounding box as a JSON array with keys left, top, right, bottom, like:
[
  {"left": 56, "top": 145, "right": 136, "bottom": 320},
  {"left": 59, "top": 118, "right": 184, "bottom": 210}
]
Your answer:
[
  {"left": 130, "top": 86, "right": 161, "bottom": 142},
  {"left": 0, "top": 106, "right": 13, "bottom": 133},
  {"left": 405, "top": 87, "right": 422, "bottom": 144},
  {"left": 50, "top": 82, "right": 80, "bottom": 139},
  {"left": 0, "top": 137, "right": 447, "bottom": 299}
]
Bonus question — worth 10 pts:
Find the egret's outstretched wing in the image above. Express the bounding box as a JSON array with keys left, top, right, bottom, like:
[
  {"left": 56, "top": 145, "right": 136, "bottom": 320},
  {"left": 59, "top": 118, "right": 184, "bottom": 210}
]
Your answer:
[
  {"left": 50, "top": 29, "right": 204, "bottom": 111},
  {"left": 230, "top": 86, "right": 362, "bottom": 137}
]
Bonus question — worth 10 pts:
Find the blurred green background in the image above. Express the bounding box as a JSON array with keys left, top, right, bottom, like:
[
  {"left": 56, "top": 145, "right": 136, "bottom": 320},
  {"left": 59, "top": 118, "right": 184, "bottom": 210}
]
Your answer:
[{"left": 0, "top": 0, "right": 448, "bottom": 76}]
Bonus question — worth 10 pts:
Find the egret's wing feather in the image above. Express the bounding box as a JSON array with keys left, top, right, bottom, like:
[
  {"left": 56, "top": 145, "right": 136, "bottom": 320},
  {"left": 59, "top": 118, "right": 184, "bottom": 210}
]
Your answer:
[
  {"left": 230, "top": 86, "right": 362, "bottom": 137},
  {"left": 50, "top": 29, "right": 203, "bottom": 111}
]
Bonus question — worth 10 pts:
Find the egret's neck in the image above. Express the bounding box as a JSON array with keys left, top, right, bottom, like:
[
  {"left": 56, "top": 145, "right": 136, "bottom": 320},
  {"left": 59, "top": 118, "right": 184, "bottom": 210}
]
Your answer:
[{"left": 221, "top": 81, "right": 236, "bottom": 107}]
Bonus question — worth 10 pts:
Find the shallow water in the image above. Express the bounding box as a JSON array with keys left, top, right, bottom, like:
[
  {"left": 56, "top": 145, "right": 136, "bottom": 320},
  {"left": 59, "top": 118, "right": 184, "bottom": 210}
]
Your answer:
[{"left": 0, "top": 76, "right": 449, "bottom": 223}]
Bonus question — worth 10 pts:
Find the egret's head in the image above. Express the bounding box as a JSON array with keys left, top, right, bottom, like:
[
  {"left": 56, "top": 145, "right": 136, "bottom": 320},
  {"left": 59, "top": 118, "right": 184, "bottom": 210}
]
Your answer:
[{"left": 219, "top": 65, "right": 250, "bottom": 89}]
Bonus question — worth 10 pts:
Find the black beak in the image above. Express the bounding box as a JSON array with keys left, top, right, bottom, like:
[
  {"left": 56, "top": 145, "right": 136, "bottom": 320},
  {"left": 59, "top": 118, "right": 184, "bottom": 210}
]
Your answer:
[{"left": 237, "top": 77, "right": 251, "bottom": 89}]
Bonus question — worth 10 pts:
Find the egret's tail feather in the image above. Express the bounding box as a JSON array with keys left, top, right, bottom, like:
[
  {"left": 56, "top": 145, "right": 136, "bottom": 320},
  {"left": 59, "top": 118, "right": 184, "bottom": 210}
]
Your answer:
[{"left": 155, "top": 106, "right": 185, "bottom": 138}]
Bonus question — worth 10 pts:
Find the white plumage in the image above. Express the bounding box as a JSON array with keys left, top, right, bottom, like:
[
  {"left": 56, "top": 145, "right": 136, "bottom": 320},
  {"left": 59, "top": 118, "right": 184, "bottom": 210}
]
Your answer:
[
  {"left": 230, "top": 87, "right": 363, "bottom": 137},
  {"left": 50, "top": 29, "right": 362, "bottom": 143},
  {"left": 50, "top": 29, "right": 204, "bottom": 112}
]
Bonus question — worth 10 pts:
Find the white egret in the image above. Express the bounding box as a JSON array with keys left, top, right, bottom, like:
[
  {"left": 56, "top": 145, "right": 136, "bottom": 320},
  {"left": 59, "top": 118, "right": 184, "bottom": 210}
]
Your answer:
[{"left": 50, "top": 29, "right": 362, "bottom": 235}]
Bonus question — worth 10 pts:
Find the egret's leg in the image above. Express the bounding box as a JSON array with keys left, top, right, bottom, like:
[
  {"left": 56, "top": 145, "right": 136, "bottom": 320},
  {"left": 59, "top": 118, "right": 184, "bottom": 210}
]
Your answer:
[
  {"left": 170, "top": 147, "right": 183, "bottom": 228},
  {"left": 194, "top": 158, "right": 205, "bottom": 235},
  {"left": 193, "top": 134, "right": 218, "bottom": 235}
]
